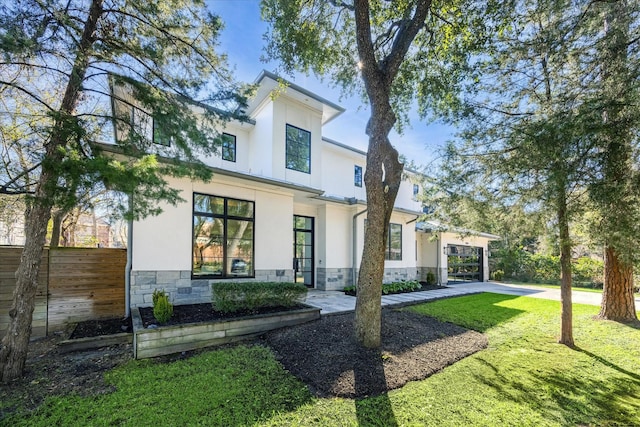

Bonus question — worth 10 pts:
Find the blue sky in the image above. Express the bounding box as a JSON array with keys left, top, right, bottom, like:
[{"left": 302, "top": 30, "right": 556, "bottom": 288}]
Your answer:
[{"left": 209, "top": 0, "right": 453, "bottom": 168}]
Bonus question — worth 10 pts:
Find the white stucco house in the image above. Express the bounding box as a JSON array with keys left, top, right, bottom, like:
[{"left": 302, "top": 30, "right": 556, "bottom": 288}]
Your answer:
[{"left": 107, "top": 71, "right": 499, "bottom": 308}]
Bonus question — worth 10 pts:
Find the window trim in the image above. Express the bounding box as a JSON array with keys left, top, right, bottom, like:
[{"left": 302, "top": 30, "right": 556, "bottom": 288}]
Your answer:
[
  {"left": 412, "top": 184, "right": 419, "bottom": 197},
  {"left": 152, "top": 116, "right": 172, "bottom": 146},
  {"left": 385, "top": 223, "right": 403, "bottom": 261},
  {"left": 191, "top": 193, "right": 255, "bottom": 279},
  {"left": 285, "top": 123, "right": 311, "bottom": 174},
  {"left": 354, "top": 165, "right": 363, "bottom": 187},
  {"left": 221, "top": 133, "right": 236, "bottom": 162}
]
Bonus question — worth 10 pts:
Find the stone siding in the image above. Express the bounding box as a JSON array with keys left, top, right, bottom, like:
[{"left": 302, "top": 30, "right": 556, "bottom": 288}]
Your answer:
[
  {"left": 316, "top": 268, "right": 353, "bottom": 291},
  {"left": 130, "top": 269, "right": 295, "bottom": 307}
]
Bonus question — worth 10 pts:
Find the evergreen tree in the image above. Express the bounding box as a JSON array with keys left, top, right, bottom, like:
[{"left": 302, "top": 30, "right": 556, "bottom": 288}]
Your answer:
[{"left": 0, "top": 0, "right": 249, "bottom": 381}]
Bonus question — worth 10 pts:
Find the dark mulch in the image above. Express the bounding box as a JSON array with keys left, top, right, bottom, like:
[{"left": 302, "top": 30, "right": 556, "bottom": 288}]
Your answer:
[
  {"left": 262, "top": 308, "right": 488, "bottom": 398},
  {"left": 70, "top": 317, "right": 132, "bottom": 339},
  {"left": 344, "top": 282, "right": 448, "bottom": 296},
  {"left": 138, "top": 303, "right": 308, "bottom": 328},
  {"left": 2, "top": 299, "right": 487, "bottom": 420}
]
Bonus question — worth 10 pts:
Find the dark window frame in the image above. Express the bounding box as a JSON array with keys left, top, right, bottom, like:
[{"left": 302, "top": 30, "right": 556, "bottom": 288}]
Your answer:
[
  {"left": 221, "top": 133, "right": 236, "bottom": 162},
  {"left": 386, "top": 223, "right": 403, "bottom": 261},
  {"left": 191, "top": 193, "right": 255, "bottom": 279},
  {"left": 285, "top": 124, "right": 311, "bottom": 174},
  {"left": 413, "top": 184, "right": 419, "bottom": 197},
  {"left": 152, "top": 116, "right": 172, "bottom": 146},
  {"left": 354, "top": 165, "right": 363, "bottom": 187}
]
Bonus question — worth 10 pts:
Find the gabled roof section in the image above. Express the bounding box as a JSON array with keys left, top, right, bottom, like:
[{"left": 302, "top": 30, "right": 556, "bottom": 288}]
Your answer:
[
  {"left": 417, "top": 220, "right": 501, "bottom": 240},
  {"left": 246, "top": 70, "right": 345, "bottom": 125}
]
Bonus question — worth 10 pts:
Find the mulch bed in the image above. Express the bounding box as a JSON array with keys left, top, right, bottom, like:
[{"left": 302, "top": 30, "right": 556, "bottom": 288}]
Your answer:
[
  {"left": 137, "top": 303, "right": 308, "bottom": 328},
  {"left": 2, "top": 299, "right": 487, "bottom": 420},
  {"left": 70, "top": 317, "right": 132, "bottom": 339},
  {"left": 262, "top": 308, "right": 488, "bottom": 398}
]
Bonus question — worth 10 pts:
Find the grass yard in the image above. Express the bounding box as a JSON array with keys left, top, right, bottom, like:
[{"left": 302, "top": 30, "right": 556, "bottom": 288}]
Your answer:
[{"left": 5, "top": 293, "right": 640, "bottom": 426}]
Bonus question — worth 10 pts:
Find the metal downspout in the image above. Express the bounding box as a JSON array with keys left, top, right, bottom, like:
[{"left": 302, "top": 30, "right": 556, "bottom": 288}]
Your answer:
[
  {"left": 352, "top": 208, "right": 368, "bottom": 288},
  {"left": 125, "top": 195, "right": 133, "bottom": 318}
]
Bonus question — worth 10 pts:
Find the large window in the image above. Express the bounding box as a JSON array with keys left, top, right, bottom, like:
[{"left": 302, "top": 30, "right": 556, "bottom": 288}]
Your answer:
[
  {"left": 221, "top": 133, "right": 236, "bottom": 162},
  {"left": 192, "top": 193, "right": 254, "bottom": 278},
  {"left": 285, "top": 124, "right": 311, "bottom": 173},
  {"left": 386, "top": 223, "right": 402, "bottom": 261},
  {"left": 354, "top": 165, "right": 363, "bottom": 187}
]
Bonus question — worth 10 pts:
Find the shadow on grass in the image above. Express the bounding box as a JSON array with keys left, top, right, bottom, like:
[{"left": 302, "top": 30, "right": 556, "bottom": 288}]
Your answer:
[
  {"left": 574, "top": 346, "right": 640, "bottom": 382},
  {"left": 354, "top": 349, "right": 398, "bottom": 427},
  {"left": 472, "top": 356, "right": 640, "bottom": 425}
]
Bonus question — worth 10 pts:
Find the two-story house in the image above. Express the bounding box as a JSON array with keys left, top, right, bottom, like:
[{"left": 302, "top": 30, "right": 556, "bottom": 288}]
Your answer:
[{"left": 107, "top": 71, "right": 498, "bottom": 308}]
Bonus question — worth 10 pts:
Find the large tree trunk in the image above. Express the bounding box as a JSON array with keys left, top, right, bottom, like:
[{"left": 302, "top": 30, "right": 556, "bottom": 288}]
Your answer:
[
  {"left": 351, "top": 0, "right": 428, "bottom": 348},
  {"left": 355, "top": 119, "right": 403, "bottom": 347},
  {"left": 599, "top": 246, "right": 637, "bottom": 321},
  {"left": 557, "top": 190, "right": 574, "bottom": 347},
  {"left": 596, "top": 0, "right": 637, "bottom": 324},
  {"left": 0, "top": 0, "right": 103, "bottom": 382}
]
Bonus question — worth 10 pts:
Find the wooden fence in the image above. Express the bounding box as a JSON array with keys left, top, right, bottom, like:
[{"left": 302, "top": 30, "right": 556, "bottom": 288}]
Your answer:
[{"left": 0, "top": 246, "right": 126, "bottom": 338}]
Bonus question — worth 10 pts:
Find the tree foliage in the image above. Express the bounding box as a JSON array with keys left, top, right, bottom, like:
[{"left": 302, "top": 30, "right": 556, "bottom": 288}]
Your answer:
[
  {"left": 263, "top": 0, "right": 505, "bottom": 347},
  {"left": 0, "top": 0, "right": 249, "bottom": 381}
]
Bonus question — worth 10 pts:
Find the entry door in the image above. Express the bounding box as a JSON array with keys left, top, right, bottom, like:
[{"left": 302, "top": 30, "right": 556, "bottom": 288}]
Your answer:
[{"left": 293, "top": 215, "right": 314, "bottom": 288}]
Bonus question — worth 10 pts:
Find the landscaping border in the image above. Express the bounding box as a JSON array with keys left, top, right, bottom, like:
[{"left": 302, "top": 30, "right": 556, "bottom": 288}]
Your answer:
[{"left": 131, "top": 304, "right": 321, "bottom": 359}]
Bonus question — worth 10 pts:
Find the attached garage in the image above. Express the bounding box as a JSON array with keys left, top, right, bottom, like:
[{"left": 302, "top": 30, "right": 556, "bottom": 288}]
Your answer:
[{"left": 446, "top": 245, "right": 483, "bottom": 283}]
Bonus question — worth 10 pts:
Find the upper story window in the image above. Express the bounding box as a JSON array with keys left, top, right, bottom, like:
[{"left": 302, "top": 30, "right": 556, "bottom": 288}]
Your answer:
[
  {"left": 222, "top": 133, "right": 236, "bottom": 162},
  {"left": 152, "top": 116, "right": 172, "bottom": 146},
  {"left": 354, "top": 165, "right": 363, "bottom": 187},
  {"left": 285, "top": 124, "right": 311, "bottom": 174},
  {"left": 385, "top": 223, "right": 402, "bottom": 261},
  {"left": 413, "top": 184, "right": 419, "bottom": 197},
  {"left": 192, "top": 193, "right": 255, "bottom": 279}
]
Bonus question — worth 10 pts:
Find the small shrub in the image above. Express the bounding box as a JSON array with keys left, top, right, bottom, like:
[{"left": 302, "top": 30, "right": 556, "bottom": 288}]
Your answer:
[
  {"left": 212, "top": 282, "right": 307, "bottom": 313},
  {"left": 492, "top": 270, "right": 504, "bottom": 281},
  {"left": 343, "top": 285, "right": 356, "bottom": 295},
  {"left": 152, "top": 289, "right": 173, "bottom": 324},
  {"left": 426, "top": 271, "right": 436, "bottom": 285}
]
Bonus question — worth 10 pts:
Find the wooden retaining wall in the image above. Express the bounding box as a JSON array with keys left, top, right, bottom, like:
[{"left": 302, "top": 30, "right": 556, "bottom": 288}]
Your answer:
[{"left": 0, "top": 246, "right": 126, "bottom": 337}]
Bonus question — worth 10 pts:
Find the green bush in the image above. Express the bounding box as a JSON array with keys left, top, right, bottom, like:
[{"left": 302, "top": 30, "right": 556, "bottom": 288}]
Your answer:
[
  {"left": 573, "top": 257, "right": 603, "bottom": 284},
  {"left": 152, "top": 289, "right": 173, "bottom": 324},
  {"left": 492, "top": 270, "right": 504, "bottom": 281},
  {"left": 344, "top": 280, "right": 422, "bottom": 295},
  {"left": 426, "top": 271, "right": 436, "bottom": 285},
  {"left": 212, "top": 282, "right": 307, "bottom": 313}
]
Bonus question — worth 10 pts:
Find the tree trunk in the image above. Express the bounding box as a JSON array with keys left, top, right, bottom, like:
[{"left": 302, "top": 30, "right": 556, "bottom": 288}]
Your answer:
[
  {"left": 355, "top": 109, "right": 403, "bottom": 347},
  {"left": 557, "top": 190, "right": 574, "bottom": 347},
  {"left": 599, "top": 246, "right": 637, "bottom": 321},
  {"left": 49, "top": 209, "right": 65, "bottom": 248},
  {"left": 0, "top": 0, "right": 103, "bottom": 382}
]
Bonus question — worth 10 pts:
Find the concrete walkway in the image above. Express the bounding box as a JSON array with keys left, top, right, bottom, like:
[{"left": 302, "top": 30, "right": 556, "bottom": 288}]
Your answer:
[{"left": 303, "top": 281, "right": 640, "bottom": 315}]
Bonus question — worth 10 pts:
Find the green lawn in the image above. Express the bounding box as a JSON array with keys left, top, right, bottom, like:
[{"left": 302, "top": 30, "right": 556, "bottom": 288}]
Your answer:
[{"left": 6, "top": 293, "right": 640, "bottom": 426}]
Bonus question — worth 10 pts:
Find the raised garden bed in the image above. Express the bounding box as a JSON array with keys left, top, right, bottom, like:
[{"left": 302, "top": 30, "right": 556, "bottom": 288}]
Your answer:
[
  {"left": 132, "top": 303, "right": 321, "bottom": 359},
  {"left": 59, "top": 317, "right": 133, "bottom": 353}
]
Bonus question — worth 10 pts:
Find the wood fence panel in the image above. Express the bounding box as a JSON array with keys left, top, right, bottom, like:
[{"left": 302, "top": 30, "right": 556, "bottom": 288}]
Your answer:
[
  {"left": 47, "top": 248, "right": 126, "bottom": 332},
  {"left": 0, "top": 247, "right": 48, "bottom": 338}
]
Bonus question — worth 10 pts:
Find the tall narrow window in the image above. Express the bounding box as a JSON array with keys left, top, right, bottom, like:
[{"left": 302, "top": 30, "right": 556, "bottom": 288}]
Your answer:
[
  {"left": 285, "top": 124, "right": 311, "bottom": 173},
  {"left": 413, "top": 184, "right": 419, "bottom": 197},
  {"left": 222, "top": 133, "right": 236, "bottom": 162},
  {"left": 354, "top": 165, "right": 363, "bottom": 187},
  {"left": 192, "top": 193, "right": 254, "bottom": 278},
  {"left": 153, "top": 116, "right": 172, "bottom": 146},
  {"left": 385, "top": 223, "right": 402, "bottom": 260}
]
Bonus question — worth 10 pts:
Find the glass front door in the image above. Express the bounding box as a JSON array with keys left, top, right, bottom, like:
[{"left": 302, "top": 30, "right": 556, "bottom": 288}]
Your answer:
[{"left": 293, "top": 215, "right": 314, "bottom": 288}]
